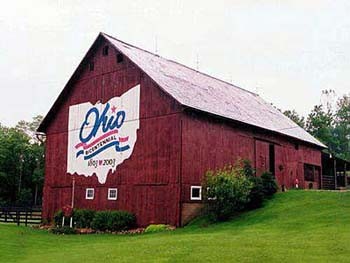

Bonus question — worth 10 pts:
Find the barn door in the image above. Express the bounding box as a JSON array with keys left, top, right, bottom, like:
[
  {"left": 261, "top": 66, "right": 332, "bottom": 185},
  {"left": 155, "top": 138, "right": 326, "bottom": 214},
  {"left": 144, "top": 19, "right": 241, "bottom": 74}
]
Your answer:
[
  {"left": 274, "top": 145, "right": 286, "bottom": 187},
  {"left": 133, "top": 185, "right": 167, "bottom": 226},
  {"left": 255, "top": 140, "right": 275, "bottom": 176},
  {"left": 255, "top": 140, "right": 270, "bottom": 175}
]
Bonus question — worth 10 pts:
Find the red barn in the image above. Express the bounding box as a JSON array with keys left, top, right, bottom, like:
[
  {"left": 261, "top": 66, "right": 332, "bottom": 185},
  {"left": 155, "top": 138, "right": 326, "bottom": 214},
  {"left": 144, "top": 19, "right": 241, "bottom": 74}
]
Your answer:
[{"left": 38, "top": 33, "right": 326, "bottom": 226}]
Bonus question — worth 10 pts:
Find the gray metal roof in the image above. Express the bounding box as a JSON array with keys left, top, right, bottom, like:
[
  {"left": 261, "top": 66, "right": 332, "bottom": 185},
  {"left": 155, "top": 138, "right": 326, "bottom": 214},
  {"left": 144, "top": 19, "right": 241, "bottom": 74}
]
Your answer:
[{"left": 103, "top": 33, "right": 325, "bottom": 148}]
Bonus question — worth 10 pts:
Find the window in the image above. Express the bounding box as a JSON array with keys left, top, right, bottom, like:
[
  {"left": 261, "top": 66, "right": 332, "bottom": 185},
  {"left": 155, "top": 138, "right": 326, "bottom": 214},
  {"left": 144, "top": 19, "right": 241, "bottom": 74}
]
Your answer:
[
  {"left": 304, "top": 164, "right": 320, "bottom": 182},
  {"left": 116, "top": 53, "right": 123, "bottom": 63},
  {"left": 85, "top": 188, "right": 94, "bottom": 200},
  {"left": 102, "top": 45, "right": 109, "bottom": 56},
  {"left": 89, "top": 61, "right": 94, "bottom": 71},
  {"left": 108, "top": 188, "right": 118, "bottom": 200},
  {"left": 190, "top": 186, "right": 202, "bottom": 201}
]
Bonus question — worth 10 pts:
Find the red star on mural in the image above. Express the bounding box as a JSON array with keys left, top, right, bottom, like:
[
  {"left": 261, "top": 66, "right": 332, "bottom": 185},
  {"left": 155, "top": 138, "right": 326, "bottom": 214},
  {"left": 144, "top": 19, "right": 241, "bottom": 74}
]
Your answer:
[{"left": 111, "top": 105, "right": 117, "bottom": 113}]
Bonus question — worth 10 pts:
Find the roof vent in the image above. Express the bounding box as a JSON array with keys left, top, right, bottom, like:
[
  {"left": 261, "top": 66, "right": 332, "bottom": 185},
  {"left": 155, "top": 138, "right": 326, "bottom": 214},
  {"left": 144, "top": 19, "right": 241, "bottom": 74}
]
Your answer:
[
  {"left": 89, "top": 62, "right": 94, "bottom": 71},
  {"left": 117, "top": 54, "right": 123, "bottom": 63},
  {"left": 103, "top": 45, "right": 109, "bottom": 56}
]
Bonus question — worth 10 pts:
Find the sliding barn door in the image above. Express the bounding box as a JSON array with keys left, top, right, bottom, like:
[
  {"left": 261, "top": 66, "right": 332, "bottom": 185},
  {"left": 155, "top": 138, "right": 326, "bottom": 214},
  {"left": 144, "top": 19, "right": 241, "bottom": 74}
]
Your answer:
[{"left": 255, "top": 140, "right": 270, "bottom": 175}]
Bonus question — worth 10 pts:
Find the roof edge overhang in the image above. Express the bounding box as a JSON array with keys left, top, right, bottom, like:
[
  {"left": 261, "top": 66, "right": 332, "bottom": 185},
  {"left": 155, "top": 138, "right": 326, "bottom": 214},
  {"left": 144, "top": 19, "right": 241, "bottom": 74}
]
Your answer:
[
  {"left": 183, "top": 106, "right": 327, "bottom": 150},
  {"left": 37, "top": 32, "right": 184, "bottom": 133},
  {"left": 37, "top": 33, "right": 105, "bottom": 133},
  {"left": 37, "top": 32, "right": 327, "bottom": 151}
]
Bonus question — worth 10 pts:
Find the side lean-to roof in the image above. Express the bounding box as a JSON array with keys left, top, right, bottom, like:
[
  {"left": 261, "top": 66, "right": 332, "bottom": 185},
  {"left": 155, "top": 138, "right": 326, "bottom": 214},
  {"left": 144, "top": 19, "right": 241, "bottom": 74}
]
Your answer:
[{"left": 38, "top": 32, "right": 326, "bottom": 148}]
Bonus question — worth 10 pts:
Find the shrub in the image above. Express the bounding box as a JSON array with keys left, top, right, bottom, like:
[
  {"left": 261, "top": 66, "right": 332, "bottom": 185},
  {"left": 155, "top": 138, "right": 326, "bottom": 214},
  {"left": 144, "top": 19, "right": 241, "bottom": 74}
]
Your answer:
[
  {"left": 54, "top": 210, "right": 64, "bottom": 226},
  {"left": 246, "top": 176, "right": 265, "bottom": 209},
  {"left": 242, "top": 159, "right": 255, "bottom": 178},
  {"left": 203, "top": 165, "right": 253, "bottom": 221},
  {"left": 74, "top": 209, "right": 95, "bottom": 228},
  {"left": 91, "top": 211, "right": 110, "bottom": 231},
  {"left": 261, "top": 171, "right": 278, "bottom": 196},
  {"left": 240, "top": 160, "right": 264, "bottom": 209},
  {"left": 144, "top": 224, "right": 169, "bottom": 233},
  {"left": 50, "top": 226, "right": 76, "bottom": 235},
  {"left": 91, "top": 210, "right": 136, "bottom": 232}
]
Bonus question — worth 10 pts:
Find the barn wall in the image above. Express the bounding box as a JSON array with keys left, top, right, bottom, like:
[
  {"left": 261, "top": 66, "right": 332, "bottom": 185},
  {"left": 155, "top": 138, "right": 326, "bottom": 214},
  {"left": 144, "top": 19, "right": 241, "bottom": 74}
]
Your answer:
[
  {"left": 43, "top": 39, "right": 182, "bottom": 226},
  {"left": 180, "top": 112, "right": 322, "bottom": 205},
  {"left": 43, "top": 37, "right": 323, "bottom": 227}
]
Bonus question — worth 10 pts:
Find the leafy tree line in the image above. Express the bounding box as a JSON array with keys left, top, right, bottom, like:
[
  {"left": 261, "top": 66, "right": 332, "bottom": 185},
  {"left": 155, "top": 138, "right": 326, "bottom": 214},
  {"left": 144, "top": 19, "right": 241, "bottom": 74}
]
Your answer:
[
  {"left": 0, "top": 115, "right": 45, "bottom": 206},
  {"left": 283, "top": 90, "right": 350, "bottom": 161}
]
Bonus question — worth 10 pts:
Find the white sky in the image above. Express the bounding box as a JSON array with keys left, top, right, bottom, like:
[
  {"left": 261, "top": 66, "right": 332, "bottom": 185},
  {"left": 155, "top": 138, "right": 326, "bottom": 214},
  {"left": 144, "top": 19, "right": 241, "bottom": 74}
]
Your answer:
[{"left": 1, "top": 0, "right": 349, "bottom": 126}]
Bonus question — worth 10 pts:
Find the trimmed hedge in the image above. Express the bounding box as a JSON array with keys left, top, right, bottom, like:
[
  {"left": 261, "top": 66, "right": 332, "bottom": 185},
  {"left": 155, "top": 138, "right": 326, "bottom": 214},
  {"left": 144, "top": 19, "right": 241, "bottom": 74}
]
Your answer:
[
  {"left": 53, "top": 209, "right": 135, "bottom": 232},
  {"left": 74, "top": 209, "right": 95, "bottom": 228},
  {"left": 50, "top": 226, "right": 77, "bottom": 235},
  {"left": 91, "top": 210, "right": 136, "bottom": 232}
]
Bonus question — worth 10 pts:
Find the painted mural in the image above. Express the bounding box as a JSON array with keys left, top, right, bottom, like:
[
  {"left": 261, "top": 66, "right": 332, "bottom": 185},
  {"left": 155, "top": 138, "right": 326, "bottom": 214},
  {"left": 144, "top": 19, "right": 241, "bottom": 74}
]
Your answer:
[{"left": 67, "top": 85, "right": 140, "bottom": 183}]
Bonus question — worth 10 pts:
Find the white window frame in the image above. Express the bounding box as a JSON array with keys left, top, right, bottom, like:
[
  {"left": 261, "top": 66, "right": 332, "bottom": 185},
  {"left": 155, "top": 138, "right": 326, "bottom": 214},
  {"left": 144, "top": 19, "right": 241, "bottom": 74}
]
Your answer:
[
  {"left": 108, "top": 188, "right": 118, "bottom": 200},
  {"left": 85, "top": 188, "right": 94, "bottom": 200},
  {"left": 190, "top": 186, "right": 202, "bottom": 201}
]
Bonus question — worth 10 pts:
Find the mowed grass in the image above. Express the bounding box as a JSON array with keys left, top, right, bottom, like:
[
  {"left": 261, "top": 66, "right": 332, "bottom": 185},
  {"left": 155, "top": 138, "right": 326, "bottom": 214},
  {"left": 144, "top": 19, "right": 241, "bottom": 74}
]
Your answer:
[{"left": 1, "top": 190, "right": 350, "bottom": 263}]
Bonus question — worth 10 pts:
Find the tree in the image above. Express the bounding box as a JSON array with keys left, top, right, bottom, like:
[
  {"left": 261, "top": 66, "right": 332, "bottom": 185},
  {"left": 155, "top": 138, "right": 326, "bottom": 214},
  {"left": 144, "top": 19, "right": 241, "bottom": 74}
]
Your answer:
[
  {"left": 306, "top": 104, "right": 335, "bottom": 147},
  {"left": 0, "top": 116, "right": 45, "bottom": 205},
  {"left": 333, "top": 94, "right": 350, "bottom": 160},
  {"left": 15, "top": 115, "right": 44, "bottom": 143},
  {"left": 282, "top": 91, "right": 349, "bottom": 161},
  {"left": 283, "top": 109, "right": 306, "bottom": 129}
]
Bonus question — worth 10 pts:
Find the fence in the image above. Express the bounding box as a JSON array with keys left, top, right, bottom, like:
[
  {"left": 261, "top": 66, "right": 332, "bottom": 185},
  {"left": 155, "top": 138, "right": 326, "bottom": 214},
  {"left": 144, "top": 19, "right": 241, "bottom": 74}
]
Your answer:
[{"left": 0, "top": 206, "right": 42, "bottom": 226}]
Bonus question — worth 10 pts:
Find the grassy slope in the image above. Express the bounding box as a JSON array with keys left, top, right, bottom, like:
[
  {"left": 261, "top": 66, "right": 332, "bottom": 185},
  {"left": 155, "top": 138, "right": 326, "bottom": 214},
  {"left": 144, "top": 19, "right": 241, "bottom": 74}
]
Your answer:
[{"left": 1, "top": 190, "right": 350, "bottom": 263}]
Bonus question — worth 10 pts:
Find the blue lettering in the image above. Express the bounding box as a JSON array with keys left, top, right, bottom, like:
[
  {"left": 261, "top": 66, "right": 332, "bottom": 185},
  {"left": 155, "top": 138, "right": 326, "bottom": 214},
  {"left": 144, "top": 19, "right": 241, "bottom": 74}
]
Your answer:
[{"left": 79, "top": 103, "right": 126, "bottom": 143}]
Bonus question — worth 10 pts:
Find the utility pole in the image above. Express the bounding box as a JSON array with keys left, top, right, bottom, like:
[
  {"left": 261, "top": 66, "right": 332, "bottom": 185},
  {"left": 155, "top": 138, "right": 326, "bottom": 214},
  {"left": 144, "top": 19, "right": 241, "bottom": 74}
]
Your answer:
[{"left": 70, "top": 175, "right": 75, "bottom": 228}]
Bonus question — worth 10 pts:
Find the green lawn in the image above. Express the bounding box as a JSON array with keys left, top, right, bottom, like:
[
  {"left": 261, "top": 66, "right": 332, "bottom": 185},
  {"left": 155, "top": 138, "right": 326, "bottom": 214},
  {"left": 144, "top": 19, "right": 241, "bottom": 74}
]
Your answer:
[{"left": 1, "top": 190, "right": 350, "bottom": 262}]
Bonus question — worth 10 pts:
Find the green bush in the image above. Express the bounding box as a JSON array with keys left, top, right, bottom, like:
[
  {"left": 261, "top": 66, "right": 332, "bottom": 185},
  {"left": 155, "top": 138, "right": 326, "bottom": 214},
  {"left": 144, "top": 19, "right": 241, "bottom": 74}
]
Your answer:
[
  {"left": 246, "top": 176, "right": 265, "bottom": 209},
  {"left": 54, "top": 210, "right": 64, "bottom": 226},
  {"left": 144, "top": 224, "right": 169, "bottom": 233},
  {"left": 203, "top": 165, "right": 253, "bottom": 221},
  {"left": 91, "top": 211, "right": 110, "bottom": 231},
  {"left": 74, "top": 209, "right": 95, "bottom": 228},
  {"left": 242, "top": 159, "right": 255, "bottom": 177},
  {"left": 50, "top": 226, "right": 76, "bottom": 235},
  {"left": 241, "top": 160, "right": 264, "bottom": 209},
  {"left": 261, "top": 171, "right": 278, "bottom": 196},
  {"left": 91, "top": 210, "right": 136, "bottom": 231}
]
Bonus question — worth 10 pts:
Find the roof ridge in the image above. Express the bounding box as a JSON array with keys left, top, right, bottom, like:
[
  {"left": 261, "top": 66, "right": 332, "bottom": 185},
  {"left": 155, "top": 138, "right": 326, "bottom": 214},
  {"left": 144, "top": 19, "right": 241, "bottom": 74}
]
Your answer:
[{"left": 100, "top": 32, "right": 258, "bottom": 97}]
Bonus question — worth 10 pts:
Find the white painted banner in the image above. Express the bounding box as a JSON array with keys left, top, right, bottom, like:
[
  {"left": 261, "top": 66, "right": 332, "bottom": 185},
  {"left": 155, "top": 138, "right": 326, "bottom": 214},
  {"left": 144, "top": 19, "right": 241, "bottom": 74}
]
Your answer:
[{"left": 67, "top": 85, "right": 140, "bottom": 183}]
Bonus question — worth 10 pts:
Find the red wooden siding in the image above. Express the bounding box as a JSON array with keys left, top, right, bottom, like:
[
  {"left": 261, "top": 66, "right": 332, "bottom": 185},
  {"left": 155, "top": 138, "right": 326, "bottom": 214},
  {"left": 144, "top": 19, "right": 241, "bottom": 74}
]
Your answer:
[
  {"left": 42, "top": 39, "right": 182, "bottom": 226},
  {"left": 42, "top": 37, "right": 323, "bottom": 227},
  {"left": 180, "top": 112, "right": 322, "bottom": 204}
]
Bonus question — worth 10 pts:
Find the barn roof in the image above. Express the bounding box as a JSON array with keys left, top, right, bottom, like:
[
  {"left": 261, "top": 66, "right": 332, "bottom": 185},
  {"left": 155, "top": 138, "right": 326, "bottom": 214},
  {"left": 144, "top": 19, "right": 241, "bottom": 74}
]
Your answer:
[{"left": 38, "top": 32, "right": 326, "bottom": 148}]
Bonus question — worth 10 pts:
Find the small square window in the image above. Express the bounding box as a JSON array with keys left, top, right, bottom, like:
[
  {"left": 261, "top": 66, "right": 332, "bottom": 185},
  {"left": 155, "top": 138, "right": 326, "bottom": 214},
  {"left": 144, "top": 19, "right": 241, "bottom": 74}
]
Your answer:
[
  {"left": 190, "top": 186, "right": 202, "bottom": 201},
  {"left": 108, "top": 188, "right": 118, "bottom": 200},
  {"left": 85, "top": 188, "right": 94, "bottom": 200}
]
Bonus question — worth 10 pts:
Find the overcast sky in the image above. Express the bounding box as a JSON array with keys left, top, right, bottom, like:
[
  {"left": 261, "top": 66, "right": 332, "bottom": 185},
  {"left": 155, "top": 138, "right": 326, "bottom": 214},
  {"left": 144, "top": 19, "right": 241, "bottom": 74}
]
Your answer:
[{"left": 1, "top": 0, "right": 349, "bottom": 127}]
